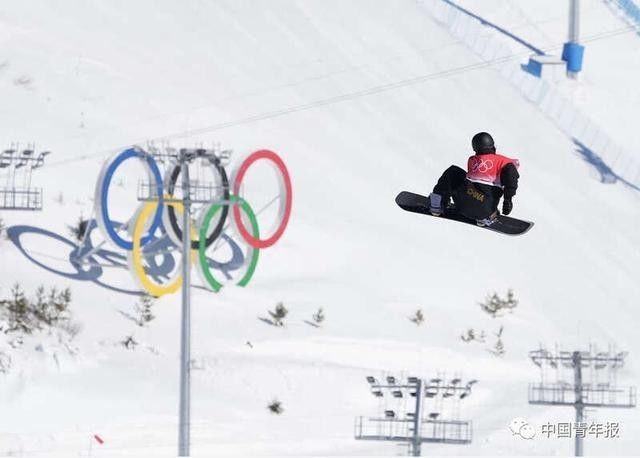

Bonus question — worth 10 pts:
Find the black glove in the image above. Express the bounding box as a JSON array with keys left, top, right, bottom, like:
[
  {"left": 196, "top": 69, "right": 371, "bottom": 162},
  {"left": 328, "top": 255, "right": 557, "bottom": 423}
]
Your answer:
[{"left": 502, "top": 198, "right": 513, "bottom": 216}]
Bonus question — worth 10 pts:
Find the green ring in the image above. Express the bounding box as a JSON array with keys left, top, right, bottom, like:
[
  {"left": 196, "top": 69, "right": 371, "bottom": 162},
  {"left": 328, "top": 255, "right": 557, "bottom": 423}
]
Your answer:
[{"left": 199, "top": 195, "right": 260, "bottom": 292}]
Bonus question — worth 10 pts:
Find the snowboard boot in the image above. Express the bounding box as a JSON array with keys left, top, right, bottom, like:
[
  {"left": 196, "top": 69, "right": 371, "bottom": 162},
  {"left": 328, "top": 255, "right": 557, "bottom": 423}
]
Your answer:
[
  {"left": 428, "top": 193, "right": 444, "bottom": 216},
  {"left": 476, "top": 210, "right": 499, "bottom": 227}
]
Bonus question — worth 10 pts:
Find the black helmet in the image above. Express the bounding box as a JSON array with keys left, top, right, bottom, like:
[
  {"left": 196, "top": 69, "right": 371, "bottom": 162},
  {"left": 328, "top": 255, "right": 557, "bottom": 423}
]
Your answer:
[{"left": 472, "top": 132, "right": 496, "bottom": 154}]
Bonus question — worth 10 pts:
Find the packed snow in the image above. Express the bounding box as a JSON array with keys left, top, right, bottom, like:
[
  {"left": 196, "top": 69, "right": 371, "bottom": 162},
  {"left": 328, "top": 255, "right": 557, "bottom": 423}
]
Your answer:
[{"left": 0, "top": 0, "right": 638, "bottom": 456}]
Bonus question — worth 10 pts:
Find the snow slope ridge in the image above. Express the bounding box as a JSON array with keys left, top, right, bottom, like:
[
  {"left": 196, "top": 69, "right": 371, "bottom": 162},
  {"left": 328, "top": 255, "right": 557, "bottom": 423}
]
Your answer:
[{"left": 0, "top": 0, "right": 638, "bottom": 456}]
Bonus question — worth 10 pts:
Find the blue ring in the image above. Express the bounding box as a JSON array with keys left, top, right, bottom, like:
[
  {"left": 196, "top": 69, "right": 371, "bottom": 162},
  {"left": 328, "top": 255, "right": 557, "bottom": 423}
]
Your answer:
[{"left": 100, "top": 148, "right": 163, "bottom": 250}]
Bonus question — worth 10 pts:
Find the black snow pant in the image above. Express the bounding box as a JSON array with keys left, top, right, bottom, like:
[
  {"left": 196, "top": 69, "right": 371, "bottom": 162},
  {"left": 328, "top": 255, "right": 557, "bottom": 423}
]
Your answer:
[{"left": 433, "top": 165, "right": 502, "bottom": 220}]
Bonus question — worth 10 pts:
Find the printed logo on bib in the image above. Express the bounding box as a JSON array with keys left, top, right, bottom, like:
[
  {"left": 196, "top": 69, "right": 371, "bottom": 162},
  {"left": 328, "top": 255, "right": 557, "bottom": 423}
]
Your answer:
[{"left": 470, "top": 158, "right": 494, "bottom": 174}]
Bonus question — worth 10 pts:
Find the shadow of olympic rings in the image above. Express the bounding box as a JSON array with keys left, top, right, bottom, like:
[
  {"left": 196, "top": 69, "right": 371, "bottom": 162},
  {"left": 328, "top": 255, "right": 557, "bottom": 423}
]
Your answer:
[
  {"left": 7, "top": 224, "right": 142, "bottom": 296},
  {"left": 7, "top": 219, "right": 247, "bottom": 297}
]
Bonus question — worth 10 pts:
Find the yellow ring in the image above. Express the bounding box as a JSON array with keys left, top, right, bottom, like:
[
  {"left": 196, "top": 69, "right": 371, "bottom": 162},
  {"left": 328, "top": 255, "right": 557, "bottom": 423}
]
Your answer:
[{"left": 129, "top": 198, "right": 196, "bottom": 297}]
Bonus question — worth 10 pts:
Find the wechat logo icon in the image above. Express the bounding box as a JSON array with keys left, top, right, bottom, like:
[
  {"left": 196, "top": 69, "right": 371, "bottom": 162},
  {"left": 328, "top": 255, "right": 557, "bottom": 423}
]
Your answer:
[{"left": 509, "top": 417, "right": 536, "bottom": 439}]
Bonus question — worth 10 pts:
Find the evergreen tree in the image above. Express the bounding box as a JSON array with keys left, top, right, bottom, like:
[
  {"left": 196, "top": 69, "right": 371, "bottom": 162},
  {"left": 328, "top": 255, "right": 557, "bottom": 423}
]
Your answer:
[
  {"left": 312, "top": 307, "right": 325, "bottom": 325},
  {"left": 68, "top": 215, "right": 88, "bottom": 242},
  {"left": 409, "top": 309, "right": 425, "bottom": 326},
  {"left": 4, "top": 284, "right": 32, "bottom": 334},
  {"left": 33, "top": 286, "right": 53, "bottom": 326},
  {"left": 33, "top": 286, "right": 71, "bottom": 326},
  {"left": 489, "top": 326, "right": 506, "bottom": 357},
  {"left": 268, "top": 399, "right": 284, "bottom": 414},
  {"left": 460, "top": 328, "right": 475, "bottom": 342},
  {"left": 134, "top": 294, "right": 155, "bottom": 327},
  {"left": 479, "top": 289, "right": 518, "bottom": 318},
  {"left": 460, "top": 328, "right": 487, "bottom": 343},
  {"left": 56, "top": 288, "right": 72, "bottom": 314},
  {"left": 122, "top": 335, "right": 138, "bottom": 350},
  {"left": 269, "top": 302, "right": 288, "bottom": 327}
]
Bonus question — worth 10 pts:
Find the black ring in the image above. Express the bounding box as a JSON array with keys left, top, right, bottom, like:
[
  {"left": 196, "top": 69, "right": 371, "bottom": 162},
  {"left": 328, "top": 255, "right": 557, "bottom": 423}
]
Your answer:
[{"left": 166, "top": 159, "right": 229, "bottom": 250}]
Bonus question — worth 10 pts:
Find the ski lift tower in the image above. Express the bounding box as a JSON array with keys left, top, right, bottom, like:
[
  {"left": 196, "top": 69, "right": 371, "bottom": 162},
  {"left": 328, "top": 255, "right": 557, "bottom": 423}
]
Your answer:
[
  {"left": 528, "top": 344, "right": 636, "bottom": 456},
  {"left": 0, "top": 143, "right": 50, "bottom": 211},
  {"left": 355, "top": 374, "right": 476, "bottom": 456}
]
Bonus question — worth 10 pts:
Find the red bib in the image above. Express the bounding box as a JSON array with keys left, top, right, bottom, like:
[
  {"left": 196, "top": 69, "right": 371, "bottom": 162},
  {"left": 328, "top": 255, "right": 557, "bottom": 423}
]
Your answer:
[{"left": 466, "top": 153, "right": 519, "bottom": 187}]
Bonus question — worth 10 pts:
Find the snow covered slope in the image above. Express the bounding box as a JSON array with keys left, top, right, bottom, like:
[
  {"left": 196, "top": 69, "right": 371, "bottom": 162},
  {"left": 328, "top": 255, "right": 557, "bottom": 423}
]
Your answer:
[
  {"left": 451, "top": 0, "right": 640, "bottom": 158},
  {"left": 0, "top": 1, "right": 638, "bottom": 456}
]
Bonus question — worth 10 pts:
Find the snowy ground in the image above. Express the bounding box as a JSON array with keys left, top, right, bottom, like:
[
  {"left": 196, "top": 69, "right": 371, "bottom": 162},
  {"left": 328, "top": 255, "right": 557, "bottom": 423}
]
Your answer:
[{"left": 0, "top": 1, "right": 639, "bottom": 456}]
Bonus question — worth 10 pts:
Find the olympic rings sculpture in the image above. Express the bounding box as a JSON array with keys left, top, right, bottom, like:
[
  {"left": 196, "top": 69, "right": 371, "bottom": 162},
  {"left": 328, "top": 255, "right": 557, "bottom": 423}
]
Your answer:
[{"left": 92, "top": 146, "right": 292, "bottom": 297}]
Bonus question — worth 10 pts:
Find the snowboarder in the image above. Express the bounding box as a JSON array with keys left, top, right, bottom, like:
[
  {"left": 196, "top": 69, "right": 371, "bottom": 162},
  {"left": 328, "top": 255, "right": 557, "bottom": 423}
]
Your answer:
[{"left": 428, "top": 132, "right": 520, "bottom": 226}]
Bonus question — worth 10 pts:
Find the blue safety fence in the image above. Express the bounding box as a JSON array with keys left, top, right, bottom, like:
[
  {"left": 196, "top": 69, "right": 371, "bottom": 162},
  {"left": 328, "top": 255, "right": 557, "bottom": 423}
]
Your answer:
[
  {"left": 418, "top": 0, "right": 640, "bottom": 190},
  {"left": 609, "top": 0, "right": 640, "bottom": 31}
]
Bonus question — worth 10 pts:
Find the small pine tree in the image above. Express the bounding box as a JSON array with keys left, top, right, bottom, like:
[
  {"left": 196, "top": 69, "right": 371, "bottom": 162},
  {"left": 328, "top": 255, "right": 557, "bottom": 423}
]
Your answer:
[
  {"left": 36, "top": 286, "right": 71, "bottom": 326},
  {"left": 491, "top": 338, "right": 505, "bottom": 357},
  {"left": 0, "top": 216, "right": 5, "bottom": 239},
  {"left": 33, "top": 286, "right": 53, "bottom": 326},
  {"left": 68, "top": 215, "right": 88, "bottom": 242},
  {"left": 269, "top": 302, "right": 288, "bottom": 327},
  {"left": 312, "top": 307, "right": 325, "bottom": 325},
  {"left": 460, "top": 328, "right": 487, "bottom": 343},
  {"left": 479, "top": 289, "right": 518, "bottom": 318},
  {"left": 122, "top": 335, "right": 138, "bottom": 350},
  {"left": 53, "top": 287, "right": 71, "bottom": 326},
  {"left": 479, "top": 293, "right": 501, "bottom": 317},
  {"left": 460, "top": 328, "right": 475, "bottom": 342},
  {"left": 268, "top": 399, "right": 284, "bottom": 415},
  {"left": 134, "top": 294, "right": 155, "bottom": 327},
  {"left": 409, "top": 309, "right": 425, "bottom": 326},
  {"left": 56, "top": 288, "right": 72, "bottom": 315},
  {"left": 489, "top": 326, "right": 505, "bottom": 357},
  {"left": 4, "top": 284, "right": 32, "bottom": 334}
]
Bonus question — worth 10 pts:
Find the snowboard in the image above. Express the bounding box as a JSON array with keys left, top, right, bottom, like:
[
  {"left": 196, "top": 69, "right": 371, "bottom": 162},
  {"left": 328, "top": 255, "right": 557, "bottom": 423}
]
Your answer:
[{"left": 395, "top": 191, "right": 534, "bottom": 236}]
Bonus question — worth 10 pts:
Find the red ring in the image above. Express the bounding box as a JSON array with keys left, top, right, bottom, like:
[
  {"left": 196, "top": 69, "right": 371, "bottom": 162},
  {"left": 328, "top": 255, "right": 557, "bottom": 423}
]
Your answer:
[{"left": 232, "top": 150, "right": 292, "bottom": 249}]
